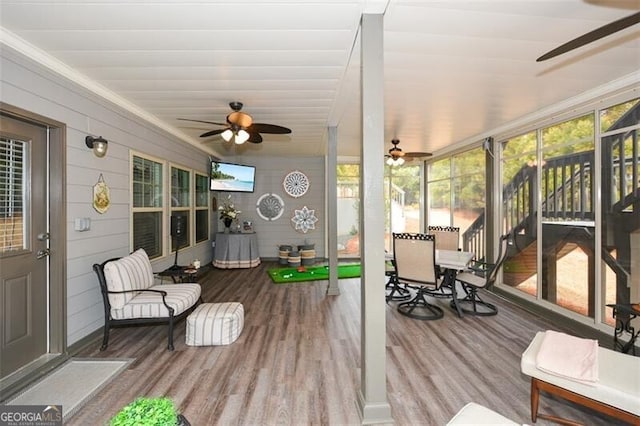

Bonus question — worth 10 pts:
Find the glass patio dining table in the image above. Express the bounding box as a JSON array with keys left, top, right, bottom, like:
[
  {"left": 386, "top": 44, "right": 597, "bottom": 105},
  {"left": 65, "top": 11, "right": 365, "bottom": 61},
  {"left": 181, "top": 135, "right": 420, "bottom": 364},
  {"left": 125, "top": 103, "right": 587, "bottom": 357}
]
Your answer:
[{"left": 436, "top": 249, "right": 475, "bottom": 317}]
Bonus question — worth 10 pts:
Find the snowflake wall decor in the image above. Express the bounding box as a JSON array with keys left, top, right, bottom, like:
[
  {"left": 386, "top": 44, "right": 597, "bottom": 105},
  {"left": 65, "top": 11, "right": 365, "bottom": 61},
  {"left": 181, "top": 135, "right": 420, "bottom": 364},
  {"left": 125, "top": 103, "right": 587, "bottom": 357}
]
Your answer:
[{"left": 291, "top": 206, "right": 318, "bottom": 233}]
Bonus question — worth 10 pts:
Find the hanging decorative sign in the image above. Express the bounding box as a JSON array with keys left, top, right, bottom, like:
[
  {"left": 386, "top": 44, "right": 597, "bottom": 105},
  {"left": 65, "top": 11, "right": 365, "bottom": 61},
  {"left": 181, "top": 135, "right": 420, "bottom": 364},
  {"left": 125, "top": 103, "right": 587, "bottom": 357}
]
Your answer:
[
  {"left": 256, "top": 193, "right": 285, "bottom": 221},
  {"left": 93, "top": 174, "right": 111, "bottom": 214},
  {"left": 291, "top": 205, "right": 318, "bottom": 233},
  {"left": 283, "top": 170, "right": 309, "bottom": 198}
]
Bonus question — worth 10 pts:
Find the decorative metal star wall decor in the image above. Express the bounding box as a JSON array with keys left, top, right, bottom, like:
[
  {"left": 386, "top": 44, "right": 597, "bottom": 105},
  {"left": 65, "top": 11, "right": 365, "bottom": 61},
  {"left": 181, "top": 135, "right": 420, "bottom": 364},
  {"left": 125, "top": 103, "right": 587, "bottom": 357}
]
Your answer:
[{"left": 291, "top": 206, "right": 318, "bottom": 233}]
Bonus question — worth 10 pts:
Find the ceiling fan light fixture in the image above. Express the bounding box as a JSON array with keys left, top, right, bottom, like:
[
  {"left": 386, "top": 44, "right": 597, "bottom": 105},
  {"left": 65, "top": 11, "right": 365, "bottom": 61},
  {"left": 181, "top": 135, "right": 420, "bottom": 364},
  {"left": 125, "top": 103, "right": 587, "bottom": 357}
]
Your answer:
[
  {"left": 235, "top": 129, "right": 250, "bottom": 145},
  {"left": 221, "top": 129, "right": 234, "bottom": 142},
  {"left": 386, "top": 156, "right": 404, "bottom": 166}
]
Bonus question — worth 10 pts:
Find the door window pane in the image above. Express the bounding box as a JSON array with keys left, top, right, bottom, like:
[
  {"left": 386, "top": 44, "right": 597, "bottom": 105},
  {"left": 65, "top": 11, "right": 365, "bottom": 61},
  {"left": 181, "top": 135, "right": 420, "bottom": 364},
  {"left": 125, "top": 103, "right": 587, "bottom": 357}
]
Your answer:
[{"left": 0, "top": 138, "right": 26, "bottom": 252}]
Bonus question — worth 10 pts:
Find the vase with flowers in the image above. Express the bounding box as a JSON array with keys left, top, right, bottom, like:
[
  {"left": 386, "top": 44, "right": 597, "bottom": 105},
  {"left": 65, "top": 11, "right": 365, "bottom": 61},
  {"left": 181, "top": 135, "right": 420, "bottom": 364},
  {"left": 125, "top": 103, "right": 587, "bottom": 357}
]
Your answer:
[{"left": 218, "top": 195, "right": 241, "bottom": 233}]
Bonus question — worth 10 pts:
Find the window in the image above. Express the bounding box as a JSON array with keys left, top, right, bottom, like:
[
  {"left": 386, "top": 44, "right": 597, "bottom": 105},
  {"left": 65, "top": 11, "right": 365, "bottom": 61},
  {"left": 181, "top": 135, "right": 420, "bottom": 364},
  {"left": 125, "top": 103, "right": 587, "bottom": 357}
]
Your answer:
[
  {"left": 132, "top": 154, "right": 163, "bottom": 259},
  {"left": 194, "top": 173, "right": 209, "bottom": 243},
  {"left": 385, "top": 163, "right": 422, "bottom": 252},
  {"left": 498, "top": 97, "right": 640, "bottom": 328},
  {"left": 427, "top": 158, "right": 451, "bottom": 227},
  {"left": 171, "top": 166, "right": 191, "bottom": 251},
  {"left": 426, "top": 148, "right": 485, "bottom": 255},
  {"left": 452, "top": 147, "right": 485, "bottom": 255},
  {"left": 501, "top": 131, "right": 537, "bottom": 297},
  {"left": 337, "top": 164, "right": 360, "bottom": 257},
  {"left": 600, "top": 98, "right": 639, "bottom": 327},
  {"left": 0, "top": 138, "right": 26, "bottom": 252}
]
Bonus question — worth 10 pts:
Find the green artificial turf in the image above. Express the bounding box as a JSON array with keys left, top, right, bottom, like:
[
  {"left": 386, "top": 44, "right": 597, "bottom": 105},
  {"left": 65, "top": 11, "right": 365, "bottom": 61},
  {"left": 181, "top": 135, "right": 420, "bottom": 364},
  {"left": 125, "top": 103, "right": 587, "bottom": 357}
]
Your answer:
[{"left": 268, "top": 263, "right": 361, "bottom": 284}]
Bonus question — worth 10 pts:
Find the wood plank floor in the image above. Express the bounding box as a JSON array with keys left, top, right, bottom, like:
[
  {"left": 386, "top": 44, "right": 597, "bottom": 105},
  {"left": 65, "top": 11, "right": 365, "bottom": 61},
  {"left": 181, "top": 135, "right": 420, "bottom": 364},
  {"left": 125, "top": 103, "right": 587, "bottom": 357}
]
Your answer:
[{"left": 68, "top": 262, "right": 626, "bottom": 425}]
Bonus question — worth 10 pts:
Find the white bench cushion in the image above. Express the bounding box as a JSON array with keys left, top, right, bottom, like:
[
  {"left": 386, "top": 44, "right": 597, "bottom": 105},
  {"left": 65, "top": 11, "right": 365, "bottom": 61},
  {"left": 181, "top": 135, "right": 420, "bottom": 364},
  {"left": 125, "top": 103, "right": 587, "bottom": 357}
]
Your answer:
[
  {"left": 186, "top": 302, "right": 244, "bottom": 346},
  {"left": 103, "top": 248, "right": 154, "bottom": 309},
  {"left": 521, "top": 331, "right": 640, "bottom": 416},
  {"left": 446, "top": 402, "right": 518, "bottom": 425},
  {"left": 110, "top": 284, "right": 201, "bottom": 320}
]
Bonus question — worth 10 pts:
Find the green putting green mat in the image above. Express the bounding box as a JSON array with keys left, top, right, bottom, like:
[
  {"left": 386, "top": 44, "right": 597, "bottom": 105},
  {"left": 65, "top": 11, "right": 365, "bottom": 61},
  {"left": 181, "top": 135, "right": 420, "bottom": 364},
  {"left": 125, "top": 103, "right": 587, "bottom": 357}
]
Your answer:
[{"left": 268, "top": 263, "right": 361, "bottom": 284}]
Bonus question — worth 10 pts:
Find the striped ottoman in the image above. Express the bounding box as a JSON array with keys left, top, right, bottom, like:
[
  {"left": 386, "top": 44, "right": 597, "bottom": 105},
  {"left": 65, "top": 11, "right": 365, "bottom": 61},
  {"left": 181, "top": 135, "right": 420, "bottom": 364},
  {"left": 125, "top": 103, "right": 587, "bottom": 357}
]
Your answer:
[{"left": 185, "top": 302, "right": 244, "bottom": 346}]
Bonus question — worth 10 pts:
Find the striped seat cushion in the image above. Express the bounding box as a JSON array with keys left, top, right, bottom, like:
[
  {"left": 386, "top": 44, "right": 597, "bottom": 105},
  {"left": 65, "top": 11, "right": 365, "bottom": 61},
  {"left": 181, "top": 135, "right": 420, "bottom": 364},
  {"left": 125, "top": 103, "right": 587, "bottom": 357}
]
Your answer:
[
  {"left": 110, "top": 283, "right": 201, "bottom": 320},
  {"left": 186, "top": 302, "right": 244, "bottom": 346},
  {"left": 103, "top": 248, "right": 154, "bottom": 309}
]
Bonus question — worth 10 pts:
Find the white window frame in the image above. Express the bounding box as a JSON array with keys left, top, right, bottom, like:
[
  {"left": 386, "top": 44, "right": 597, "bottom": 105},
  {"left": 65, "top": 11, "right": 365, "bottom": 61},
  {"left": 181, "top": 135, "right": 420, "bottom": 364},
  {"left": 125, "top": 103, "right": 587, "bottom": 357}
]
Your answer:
[
  {"left": 194, "top": 172, "right": 210, "bottom": 244},
  {"left": 131, "top": 151, "right": 165, "bottom": 259},
  {"left": 170, "top": 163, "right": 192, "bottom": 252}
]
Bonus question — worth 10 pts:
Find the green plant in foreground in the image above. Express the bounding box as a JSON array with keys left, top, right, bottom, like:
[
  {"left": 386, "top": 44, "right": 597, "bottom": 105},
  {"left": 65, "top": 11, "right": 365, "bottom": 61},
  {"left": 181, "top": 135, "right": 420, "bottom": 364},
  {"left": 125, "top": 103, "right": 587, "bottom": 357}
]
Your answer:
[{"left": 110, "top": 396, "right": 178, "bottom": 426}]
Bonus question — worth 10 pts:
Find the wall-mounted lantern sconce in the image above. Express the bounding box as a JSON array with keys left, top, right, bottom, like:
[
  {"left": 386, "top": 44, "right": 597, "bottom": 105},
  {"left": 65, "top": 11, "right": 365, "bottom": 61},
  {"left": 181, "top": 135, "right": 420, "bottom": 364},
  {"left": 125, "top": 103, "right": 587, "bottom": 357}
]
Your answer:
[{"left": 85, "top": 135, "right": 108, "bottom": 158}]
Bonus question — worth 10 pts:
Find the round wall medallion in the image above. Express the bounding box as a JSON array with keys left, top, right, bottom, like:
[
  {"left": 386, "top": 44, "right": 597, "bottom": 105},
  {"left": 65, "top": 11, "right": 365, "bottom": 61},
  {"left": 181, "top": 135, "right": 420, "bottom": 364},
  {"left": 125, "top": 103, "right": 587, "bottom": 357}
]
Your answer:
[
  {"left": 283, "top": 170, "right": 309, "bottom": 198},
  {"left": 256, "top": 193, "right": 285, "bottom": 221}
]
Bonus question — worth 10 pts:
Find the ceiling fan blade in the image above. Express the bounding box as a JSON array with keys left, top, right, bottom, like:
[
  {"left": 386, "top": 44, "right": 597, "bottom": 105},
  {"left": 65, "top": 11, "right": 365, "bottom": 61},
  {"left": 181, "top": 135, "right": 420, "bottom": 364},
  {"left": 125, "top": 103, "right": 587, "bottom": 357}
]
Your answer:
[
  {"left": 537, "top": 11, "right": 640, "bottom": 62},
  {"left": 200, "top": 128, "right": 227, "bottom": 138},
  {"left": 177, "top": 118, "right": 227, "bottom": 126},
  {"left": 405, "top": 152, "right": 432, "bottom": 158},
  {"left": 249, "top": 123, "right": 292, "bottom": 134},
  {"left": 247, "top": 132, "right": 263, "bottom": 144}
]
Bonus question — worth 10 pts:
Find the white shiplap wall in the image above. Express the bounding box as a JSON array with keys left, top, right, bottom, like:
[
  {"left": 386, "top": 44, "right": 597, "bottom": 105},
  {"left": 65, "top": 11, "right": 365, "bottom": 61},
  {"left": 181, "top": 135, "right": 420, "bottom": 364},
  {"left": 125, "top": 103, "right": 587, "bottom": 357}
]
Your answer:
[
  {"left": 1, "top": 49, "right": 217, "bottom": 345},
  {"left": 214, "top": 156, "right": 326, "bottom": 261}
]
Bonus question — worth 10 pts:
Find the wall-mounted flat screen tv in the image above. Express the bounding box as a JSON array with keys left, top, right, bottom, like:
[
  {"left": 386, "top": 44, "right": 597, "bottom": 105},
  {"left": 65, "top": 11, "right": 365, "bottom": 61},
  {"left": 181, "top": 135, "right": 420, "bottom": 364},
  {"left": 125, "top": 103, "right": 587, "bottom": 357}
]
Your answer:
[{"left": 210, "top": 160, "right": 256, "bottom": 193}]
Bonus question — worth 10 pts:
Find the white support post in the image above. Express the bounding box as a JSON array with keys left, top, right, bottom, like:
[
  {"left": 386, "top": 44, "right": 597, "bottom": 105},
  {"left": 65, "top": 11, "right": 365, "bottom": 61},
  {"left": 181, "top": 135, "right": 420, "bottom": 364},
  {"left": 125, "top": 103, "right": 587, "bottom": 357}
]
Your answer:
[
  {"left": 327, "top": 125, "right": 340, "bottom": 295},
  {"left": 357, "top": 13, "right": 393, "bottom": 425}
]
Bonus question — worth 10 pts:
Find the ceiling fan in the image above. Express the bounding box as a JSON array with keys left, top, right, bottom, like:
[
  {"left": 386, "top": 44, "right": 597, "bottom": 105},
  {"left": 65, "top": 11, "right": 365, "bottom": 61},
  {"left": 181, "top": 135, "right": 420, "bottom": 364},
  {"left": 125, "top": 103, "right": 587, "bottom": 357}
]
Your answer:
[
  {"left": 178, "top": 101, "right": 291, "bottom": 144},
  {"left": 537, "top": 11, "right": 640, "bottom": 61},
  {"left": 385, "top": 139, "right": 432, "bottom": 166}
]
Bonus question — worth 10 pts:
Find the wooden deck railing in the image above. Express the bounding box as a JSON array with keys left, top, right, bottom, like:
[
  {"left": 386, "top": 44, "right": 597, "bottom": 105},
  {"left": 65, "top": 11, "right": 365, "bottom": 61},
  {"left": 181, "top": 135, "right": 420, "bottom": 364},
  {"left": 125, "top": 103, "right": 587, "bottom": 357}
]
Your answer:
[{"left": 463, "top": 129, "right": 637, "bottom": 270}]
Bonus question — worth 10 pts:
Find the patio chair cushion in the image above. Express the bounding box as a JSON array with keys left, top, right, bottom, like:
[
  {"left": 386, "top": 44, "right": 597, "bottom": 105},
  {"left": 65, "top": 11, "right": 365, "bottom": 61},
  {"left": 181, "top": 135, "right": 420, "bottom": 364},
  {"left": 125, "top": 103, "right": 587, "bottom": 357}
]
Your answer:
[
  {"left": 521, "top": 331, "right": 640, "bottom": 418},
  {"left": 110, "top": 283, "right": 201, "bottom": 320},
  {"left": 446, "top": 402, "right": 518, "bottom": 425},
  {"left": 103, "top": 248, "right": 155, "bottom": 309}
]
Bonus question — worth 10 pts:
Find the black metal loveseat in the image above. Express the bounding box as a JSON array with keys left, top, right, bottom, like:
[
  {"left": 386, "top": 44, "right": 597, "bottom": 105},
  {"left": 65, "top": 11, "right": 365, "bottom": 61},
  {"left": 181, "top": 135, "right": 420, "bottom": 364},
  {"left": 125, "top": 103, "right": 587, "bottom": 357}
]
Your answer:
[{"left": 93, "top": 248, "right": 201, "bottom": 351}]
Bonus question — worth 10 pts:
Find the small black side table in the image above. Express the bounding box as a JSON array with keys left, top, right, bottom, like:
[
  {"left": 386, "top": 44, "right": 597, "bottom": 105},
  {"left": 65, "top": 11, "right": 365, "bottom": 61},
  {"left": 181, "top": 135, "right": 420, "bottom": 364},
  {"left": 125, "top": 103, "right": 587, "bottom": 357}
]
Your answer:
[
  {"left": 606, "top": 303, "right": 640, "bottom": 355},
  {"left": 158, "top": 266, "right": 199, "bottom": 283}
]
